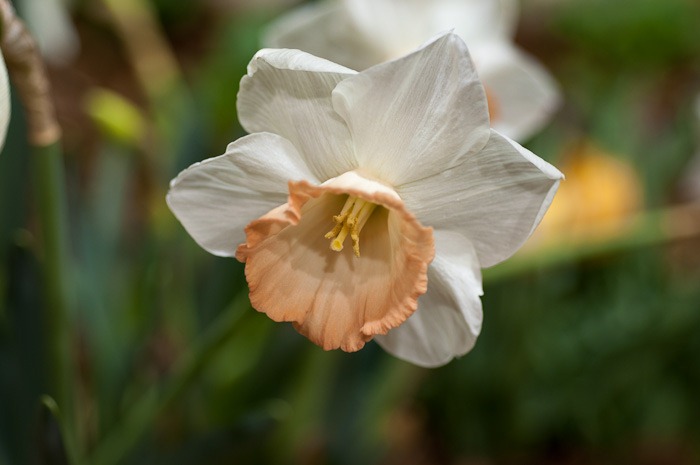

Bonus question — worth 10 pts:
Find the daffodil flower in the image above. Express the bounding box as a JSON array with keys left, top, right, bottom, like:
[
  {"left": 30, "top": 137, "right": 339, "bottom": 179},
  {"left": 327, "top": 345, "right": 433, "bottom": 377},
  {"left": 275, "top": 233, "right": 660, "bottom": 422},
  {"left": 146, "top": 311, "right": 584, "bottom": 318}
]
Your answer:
[
  {"left": 0, "top": 50, "right": 10, "bottom": 149},
  {"left": 167, "top": 33, "right": 563, "bottom": 367},
  {"left": 265, "top": 0, "right": 560, "bottom": 142}
]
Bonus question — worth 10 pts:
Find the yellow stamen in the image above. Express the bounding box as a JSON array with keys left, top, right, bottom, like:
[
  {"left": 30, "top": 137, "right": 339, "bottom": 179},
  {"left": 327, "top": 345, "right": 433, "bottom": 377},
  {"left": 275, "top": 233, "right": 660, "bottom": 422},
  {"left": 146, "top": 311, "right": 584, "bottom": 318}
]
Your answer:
[
  {"left": 346, "top": 198, "right": 367, "bottom": 228},
  {"left": 350, "top": 202, "right": 377, "bottom": 256},
  {"left": 333, "top": 195, "right": 356, "bottom": 223},
  {"left": 324, "top": 222, "right": 343, "bottom": 239},
  {"left": 325, "top": 195, "right": 378, "bottom": 257},
  {"left": 356, "top": 201, "right": 377, "bottom": 230},
  {"left": 331, "top": 223, "right": 351, "bottom": 252}
]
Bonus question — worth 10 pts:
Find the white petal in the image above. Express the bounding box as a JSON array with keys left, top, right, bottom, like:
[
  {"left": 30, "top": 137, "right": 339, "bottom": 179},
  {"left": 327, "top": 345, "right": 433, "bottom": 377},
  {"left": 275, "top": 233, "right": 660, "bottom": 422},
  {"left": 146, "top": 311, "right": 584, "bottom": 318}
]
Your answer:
[
  {"left": 266, "top": 0, "right": 519, "bottom": 71},
  {"left": 342, "top": 0, "right": 518, "bottom": 56},
  {"left": 472, "top": 0, "right": 519, "bottom": 41},
  {"left": 0, "top": 52, "right": 9, "bottom": 151},
  {"left": 473, "top": 42, "right": 561, "bottom": 142},
  {"left": 375, "top": 230, "right": 483, "bottom": 368},
  {"left": 433, "top": 0, "right": 519, "bottom": 44},
  {"left": 341, "top": 0, "right": 436, "bottom": 59},
  {"left": 237, "top": 48, "right": 358, "bottom": 181},
  {"left": 166, "top": 133, "right": 319, "bottom": 257},
  {"left": 332, "top": 32, "right": 490, "bottom": 186},
  {"left": 20, "top": 0, "right": 79, "bottom": 64},
  {"left": 263, "top": 2, "right": 385, "bottom": 71},
  {"left": 399, "top": 129, "right": 563, "bottom": 268}
]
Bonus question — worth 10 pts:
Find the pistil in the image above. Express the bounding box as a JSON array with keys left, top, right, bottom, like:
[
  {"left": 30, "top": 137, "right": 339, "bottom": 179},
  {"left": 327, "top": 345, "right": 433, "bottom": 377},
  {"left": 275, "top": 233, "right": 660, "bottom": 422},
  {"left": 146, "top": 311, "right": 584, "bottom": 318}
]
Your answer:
[{"left": 325, "top": 195, "right": 378, "bottom": 257}]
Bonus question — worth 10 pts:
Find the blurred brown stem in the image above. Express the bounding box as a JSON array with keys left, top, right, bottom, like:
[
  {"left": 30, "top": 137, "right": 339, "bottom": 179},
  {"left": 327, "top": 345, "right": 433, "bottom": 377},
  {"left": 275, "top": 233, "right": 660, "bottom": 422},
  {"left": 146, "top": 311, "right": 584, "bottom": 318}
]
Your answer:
[{"left": 0, "top": 0, "right": 60, "bottom": 146}]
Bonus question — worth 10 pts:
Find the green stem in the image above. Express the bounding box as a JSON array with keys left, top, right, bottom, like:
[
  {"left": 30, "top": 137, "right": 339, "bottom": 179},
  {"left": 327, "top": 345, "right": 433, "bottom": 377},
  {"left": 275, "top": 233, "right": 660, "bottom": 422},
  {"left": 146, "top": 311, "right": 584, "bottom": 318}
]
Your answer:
[
  {"left": 33, "top": 141, "right": 79, "bottom": 464},
  {"left": 100, "top": 0, "right": 191, "bottom": 178},
  {"left": 88, "top": 296, "right": 249, "bottom": 465},
  {"left": 1, "top": 2, "right": 76, "bottom": 459}
]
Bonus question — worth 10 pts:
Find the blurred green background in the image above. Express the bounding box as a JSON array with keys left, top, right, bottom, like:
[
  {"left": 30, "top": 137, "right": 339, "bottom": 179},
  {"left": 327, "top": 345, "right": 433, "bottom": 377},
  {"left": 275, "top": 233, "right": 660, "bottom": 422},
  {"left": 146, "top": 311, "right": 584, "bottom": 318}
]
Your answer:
[{"left": 1, "top": 0, "right": 700, "bottom": 464}]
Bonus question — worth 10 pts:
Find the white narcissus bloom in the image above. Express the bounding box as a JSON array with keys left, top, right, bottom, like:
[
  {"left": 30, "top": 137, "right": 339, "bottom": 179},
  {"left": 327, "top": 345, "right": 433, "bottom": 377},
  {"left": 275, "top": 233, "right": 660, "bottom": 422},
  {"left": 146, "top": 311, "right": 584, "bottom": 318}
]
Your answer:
[
  {"left": 0, "top": 50, "right": 10, "bottom": 150},
  {"left": 167, "top": 33, "right": 563, "bottom": 367},
  {"left": 265, "top": 0, "right": 560, "bottom": 142}
]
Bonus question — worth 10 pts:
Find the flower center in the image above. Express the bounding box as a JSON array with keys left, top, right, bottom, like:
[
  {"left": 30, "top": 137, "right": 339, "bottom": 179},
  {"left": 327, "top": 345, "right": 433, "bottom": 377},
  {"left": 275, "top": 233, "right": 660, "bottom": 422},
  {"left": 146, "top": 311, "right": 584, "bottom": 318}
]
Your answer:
[{"left": 324, "top": 195, "right": 378, "bottom": 257}]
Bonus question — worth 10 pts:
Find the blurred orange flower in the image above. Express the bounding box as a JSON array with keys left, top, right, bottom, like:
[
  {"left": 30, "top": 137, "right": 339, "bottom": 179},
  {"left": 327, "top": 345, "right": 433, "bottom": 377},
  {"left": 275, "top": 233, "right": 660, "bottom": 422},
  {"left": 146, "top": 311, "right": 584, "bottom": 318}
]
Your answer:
[{"left": 529, "top": 141, "right": 643, "bottom": 247}]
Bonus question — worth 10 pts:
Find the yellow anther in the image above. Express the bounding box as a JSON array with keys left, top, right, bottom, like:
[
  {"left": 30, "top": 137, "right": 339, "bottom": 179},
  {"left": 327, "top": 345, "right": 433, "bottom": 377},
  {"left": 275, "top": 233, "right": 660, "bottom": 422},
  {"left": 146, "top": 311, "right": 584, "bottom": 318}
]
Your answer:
[
  {"left": 324, "top": 222, "right": 343, "bottom": 239},
  {"left": 333, "top": 212, "right": 349, "bottom": 223},
  {"left": 352, "top": 240, "right": 361, "bottom": 257},
  {"left": 325, "top": 195, "right": 378, "bottom": 257}
]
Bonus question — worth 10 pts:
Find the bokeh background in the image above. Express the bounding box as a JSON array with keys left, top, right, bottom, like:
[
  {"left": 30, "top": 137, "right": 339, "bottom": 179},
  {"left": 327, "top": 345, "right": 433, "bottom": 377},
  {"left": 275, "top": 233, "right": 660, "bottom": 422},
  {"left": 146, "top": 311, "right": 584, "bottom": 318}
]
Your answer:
[{"left": 2, "top": 0, "right": 700, "bottom": 464}]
